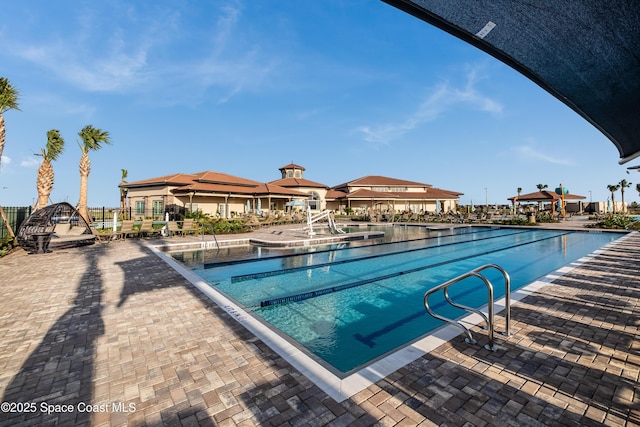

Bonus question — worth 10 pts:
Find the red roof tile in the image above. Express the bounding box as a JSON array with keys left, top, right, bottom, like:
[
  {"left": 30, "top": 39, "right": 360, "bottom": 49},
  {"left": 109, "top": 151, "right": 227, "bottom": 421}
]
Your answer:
[
  {"left": 278, "top": 163, "right": 305, "bottom": 171},
  {"left": 507, "top": 190, "right": 585, "bottom": 201},
  {"left": 333, "top": 175, "right": 432, "bottom": 189},
  {"left": 269, "top": 177, "right": 328, "bottom": 189}
]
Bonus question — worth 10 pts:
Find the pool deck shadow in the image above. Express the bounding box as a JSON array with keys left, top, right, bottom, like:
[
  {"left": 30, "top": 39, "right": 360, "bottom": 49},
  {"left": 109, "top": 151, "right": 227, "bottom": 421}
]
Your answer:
[{"left": 0, "top": 222, "right": 638, "bottom": 426}]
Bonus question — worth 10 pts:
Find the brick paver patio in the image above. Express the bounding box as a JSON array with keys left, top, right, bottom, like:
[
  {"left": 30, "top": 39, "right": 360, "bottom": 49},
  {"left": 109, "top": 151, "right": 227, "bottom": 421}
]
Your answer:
[{"left": 0, "top": 226, "right": 638, "bottom": 426}]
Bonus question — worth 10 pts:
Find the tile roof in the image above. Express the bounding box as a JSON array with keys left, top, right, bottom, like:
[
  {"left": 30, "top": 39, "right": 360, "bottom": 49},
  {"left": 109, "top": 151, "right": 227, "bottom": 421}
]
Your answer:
[
  {"left": 508, "top": 190, "right": 586, "bottom": 202},
  {"left": 333, "top": 175, "right": 433, "bottom": 189},
  {"left": 196, "top": 171, "right": 263, "bottom": 187},
  {"left": 339, "top": 188, "right": 461, "bottom": 200},
  {"left": 278, "top": 163, "right": 305, "bottom": 171},
  {"left": 122, "top": 170, "right": 462, "bottom": 200},
  {"left": 172, "top": 181, "right": 306, "bottom": 197},
  {"left": 325, "top": 189, "right": 347, "bottom": 200},
  {"left": 121, "top": 172, "right": 202, "bottom": 188},
  {"left": 123, "top": 170, "right": 307, "bottom": 197},
  {"left": 268, "top": 177, "right": 328, "bottom": 189}
]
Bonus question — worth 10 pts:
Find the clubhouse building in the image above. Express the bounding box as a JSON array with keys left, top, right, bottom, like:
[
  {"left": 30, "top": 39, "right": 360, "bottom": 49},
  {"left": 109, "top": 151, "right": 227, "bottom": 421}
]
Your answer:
[{"left": 120, "top": 163, "right": 463, "bottom": 219}]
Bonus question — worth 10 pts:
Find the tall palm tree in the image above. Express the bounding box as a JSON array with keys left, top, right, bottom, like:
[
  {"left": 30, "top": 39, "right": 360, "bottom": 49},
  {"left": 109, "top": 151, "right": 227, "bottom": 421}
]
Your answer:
[
  {"left": 535, "top": 184, "right": 548, "bottom": 211},
  {"left": 607, "top": 184, "right": 621, "bottom": 214},
  {"left": 619, "top": 179, "right": 632, "bottom": 213},
  {"left": 35, "top": 130, "right": 65, "bottom": 210},
  {"left": 77, "top": 125, "right": 111, "bottom": 224},
  {"left": 119, "top": 168, "right": 128, "bottom": 217},
  {"left": 0, "top": 77, "right": 21, "bottom": 168},
  {"left": 513, "top": 187, "right": 522, "bottom": 214}
]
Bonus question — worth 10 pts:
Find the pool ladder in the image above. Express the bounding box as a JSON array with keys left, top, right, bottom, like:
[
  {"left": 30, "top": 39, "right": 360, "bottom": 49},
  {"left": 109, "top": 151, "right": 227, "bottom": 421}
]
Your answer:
[{"left": 423, "top": 264, "right": 511, "bottom": 351}]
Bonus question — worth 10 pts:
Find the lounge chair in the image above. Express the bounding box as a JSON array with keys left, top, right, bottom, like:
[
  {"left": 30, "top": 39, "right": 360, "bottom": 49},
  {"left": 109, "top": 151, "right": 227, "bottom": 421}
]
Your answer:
[
  {"left": 139, "top": 219, "right": 160, "bottom": 237},
  {"left": 165, "top": 221, "right": 183, "bottom": 236},
  {"left": 181, "top": 218, "right": 202, "bottom": 235},
  {"left": 119, "top": 220, "right": 138, "bottom": 239},
  {"left": 91, "top": 226, "right": 120, "bottom": 242}
]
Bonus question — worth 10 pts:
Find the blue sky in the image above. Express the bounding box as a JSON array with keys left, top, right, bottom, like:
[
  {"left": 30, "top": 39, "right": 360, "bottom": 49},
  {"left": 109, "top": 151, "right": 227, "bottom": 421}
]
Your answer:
[{"left": 0, "top": 0, "right": 635, "bottom": 207}]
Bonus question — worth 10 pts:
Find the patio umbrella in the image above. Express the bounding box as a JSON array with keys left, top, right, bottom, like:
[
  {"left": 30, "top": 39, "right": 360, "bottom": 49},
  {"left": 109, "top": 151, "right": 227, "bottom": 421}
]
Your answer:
[
  {"left": 246, "top": 200, "right": 251, "bottom": 213},
  {"left": 257, "top": 198, "right": 262, "bottom": 215},
  {"left": 113, "top": 211, "right": 117, "bottom": 231},
  {"left": 435, "top": 199, "right": 441, "bottom": 214},
  {"left": 607, "top": 198, "right": 611, "bottom": 212}
]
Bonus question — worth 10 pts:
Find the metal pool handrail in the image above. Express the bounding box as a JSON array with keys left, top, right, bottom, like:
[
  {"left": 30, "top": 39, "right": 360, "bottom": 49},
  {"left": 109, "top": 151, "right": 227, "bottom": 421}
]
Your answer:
[
  {"left": 423, "top": 264, "right": 511, "bottom": 351},
  {"left": 200, "top": 222, "right": 220, "bottom": 250}
]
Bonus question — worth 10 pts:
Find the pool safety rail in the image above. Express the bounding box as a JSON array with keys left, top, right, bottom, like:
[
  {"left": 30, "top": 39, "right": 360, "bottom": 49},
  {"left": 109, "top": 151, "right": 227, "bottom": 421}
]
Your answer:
[
  {"left": 305, "top": 210, "right": 345, "bottom": 236},
  {"left": 200, "top": 222, "right": 220, "bottom": 250},
  {"left": 423, "top": 264, "right": 511, "bottom": 351}
]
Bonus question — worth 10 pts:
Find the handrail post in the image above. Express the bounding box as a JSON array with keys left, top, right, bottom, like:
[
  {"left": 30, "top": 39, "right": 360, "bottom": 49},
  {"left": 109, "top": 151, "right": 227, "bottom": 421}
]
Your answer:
[
  {"left": 485, "top": 277, "right": 495, "bottom": 351},
  {"left": 472, "top": 264, "right": 511, "bottom": 337},
  {"left": 423, "top": 263, "right": 511, "bottom": 352}
]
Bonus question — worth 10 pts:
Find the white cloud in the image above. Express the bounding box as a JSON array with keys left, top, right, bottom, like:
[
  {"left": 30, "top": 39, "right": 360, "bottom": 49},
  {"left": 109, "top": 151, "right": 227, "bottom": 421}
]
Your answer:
[
  {"left": 357, "top": 66, "right": 503, "bottom": 146},
  {"left": 514, "top": 144, "right": 573, "bottom": 165},
  {"left": 6, "top": 1, "right": 274, "bottom": 106},
  {"left": 20, "top": 157, "right": 40, "bottom": 168},
  {"left": 0, "top": 155, "right": 10, "bottom": 165}
]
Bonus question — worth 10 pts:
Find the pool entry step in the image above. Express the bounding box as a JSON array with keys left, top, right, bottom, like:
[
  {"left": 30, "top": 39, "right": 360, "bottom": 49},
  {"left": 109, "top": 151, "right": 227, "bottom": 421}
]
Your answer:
[{"left": 424, "top": 264, "right": 511, "bottom": 351}]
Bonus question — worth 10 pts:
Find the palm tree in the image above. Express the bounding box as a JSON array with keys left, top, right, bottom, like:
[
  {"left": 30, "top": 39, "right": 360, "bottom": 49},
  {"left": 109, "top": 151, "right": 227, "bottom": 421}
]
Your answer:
[
  {"left": 119, "top": 168, "right": 128, "bottom": 217},
  {"left": 619, "top": 179, "right": 632, "bottom": 213},
  {"left": 513, "top": 187, "right": 522, "bottom": 214},
  {"left": 35, "top": 130, "right": 65, "bottom": 210},
  {"left": 535, "top": 184, "right": 548, "bottom": 211},
  {"left": 607, "top": 184, "right": 621, "bottom": 214},
  {"left": 0, "top": 77, "right": 21, "bottom": 168},
  {"left": 77, "top": 125, "right": 111, "bottom": 224}
]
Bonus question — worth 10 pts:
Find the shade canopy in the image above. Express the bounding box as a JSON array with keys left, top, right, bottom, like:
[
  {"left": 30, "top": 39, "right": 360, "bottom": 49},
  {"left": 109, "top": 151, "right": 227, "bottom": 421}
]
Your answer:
[
  {"left": 508, "top": 190, "right": 585, "bottom": 203},
  {"left": 383, "top": 0, "right": 640, "bottom": 163}
]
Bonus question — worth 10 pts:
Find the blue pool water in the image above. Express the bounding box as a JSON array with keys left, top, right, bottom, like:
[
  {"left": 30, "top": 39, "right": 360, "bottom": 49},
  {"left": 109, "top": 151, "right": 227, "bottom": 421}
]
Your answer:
[{"left": 171, "top": 226, "right": 622, "bottom": 374}]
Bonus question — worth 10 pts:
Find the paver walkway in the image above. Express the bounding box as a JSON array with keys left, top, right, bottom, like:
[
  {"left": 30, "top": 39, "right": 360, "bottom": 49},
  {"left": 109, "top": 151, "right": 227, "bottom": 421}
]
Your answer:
[{"left": 0, "top": 227, "right": 638, "bottom": 426}]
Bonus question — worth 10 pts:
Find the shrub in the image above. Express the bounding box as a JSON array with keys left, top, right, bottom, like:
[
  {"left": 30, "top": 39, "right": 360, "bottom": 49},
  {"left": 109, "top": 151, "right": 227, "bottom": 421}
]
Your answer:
[
  {"left": 491, "top": 217, "right": 535, "bottom": 226},
  {"left": 0, "top": 236, "right": 17, "bottom": 257},
  {"left": 586, "top": 214, "right": 639, "bottom": 230}
]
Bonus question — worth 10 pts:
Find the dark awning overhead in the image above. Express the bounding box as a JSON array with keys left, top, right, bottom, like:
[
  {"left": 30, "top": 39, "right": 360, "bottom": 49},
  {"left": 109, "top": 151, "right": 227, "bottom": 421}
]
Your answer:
[{"left": 382, "top": 0, "right": 640, "bottom": 163}]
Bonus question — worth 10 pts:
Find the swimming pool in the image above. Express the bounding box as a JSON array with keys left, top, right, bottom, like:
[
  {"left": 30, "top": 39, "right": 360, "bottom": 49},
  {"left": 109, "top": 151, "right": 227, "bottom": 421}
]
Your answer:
[{"left": 169, "top": 225, "right": 623, "bottom": 375}]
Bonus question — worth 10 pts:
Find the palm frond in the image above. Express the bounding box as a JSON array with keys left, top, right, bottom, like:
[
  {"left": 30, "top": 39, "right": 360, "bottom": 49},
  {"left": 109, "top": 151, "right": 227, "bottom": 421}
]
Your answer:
[
  {"left": 45, "top": 129, "right": 65, "bottom": 161},
  {"left": 0, "top": 77, "right": 21, "bottom": 113},
  {"left": 78, "top": 124, "right": 111, "bottom": 151}
]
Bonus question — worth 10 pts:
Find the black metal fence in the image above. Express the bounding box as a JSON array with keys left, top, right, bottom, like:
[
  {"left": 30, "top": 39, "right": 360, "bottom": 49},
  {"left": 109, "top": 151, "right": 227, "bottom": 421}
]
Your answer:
[
  {"left": 0, "top": 206, "right": 32, "bottom": 240},
  {"left": 1, "top": 205, "right": 190, "bottom": 239},
  {"left": 86, "top": 204, "right": 187, "bottom": 222}
]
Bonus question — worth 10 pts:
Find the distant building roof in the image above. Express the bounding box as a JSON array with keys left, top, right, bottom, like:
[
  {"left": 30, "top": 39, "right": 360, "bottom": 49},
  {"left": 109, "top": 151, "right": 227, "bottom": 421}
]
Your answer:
[
  {"left": 269, "top": 177, "right": 328, "bottom": 189},
  {"left": 508, "top": 190, "right": 586, "bottom": 202},
  {"left": 121, "top": 172, "right": 202, "bottom": 188},
  {"left": 340, "top": 188, "right": 462, "bottom": 200},
  {"left": 278, "top": 163, "right": 305, "bottom": 171},
  {"left": 333, "top": 175, "right": 433, "bottom": 189},
  {"left": 123, "top": 171, "right": 307, "bottom": 197}
]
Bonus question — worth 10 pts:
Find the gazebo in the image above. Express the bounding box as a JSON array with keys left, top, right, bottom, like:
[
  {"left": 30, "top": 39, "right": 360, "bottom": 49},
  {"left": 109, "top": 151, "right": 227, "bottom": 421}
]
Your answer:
[{"left": 508, "top": 190, "right": 586, "bottom": 215}]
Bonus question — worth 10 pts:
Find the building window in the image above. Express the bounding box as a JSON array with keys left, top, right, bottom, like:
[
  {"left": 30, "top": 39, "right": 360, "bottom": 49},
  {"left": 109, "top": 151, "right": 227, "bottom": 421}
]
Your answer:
[
  {"left": 152, "top": 200, "right": 163, "bottom": 216},
  {"left": 308, "top": 191, "right": 320, "bottom": 210},
  {"left": 135, "top": 201, "right": 145, "bottom": 215},
  {"left": 294, "top": 170, "right": 302, "bottom": 178},
  {"left": 287, "top": 170, "right": 293, "bottom": 178}
]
